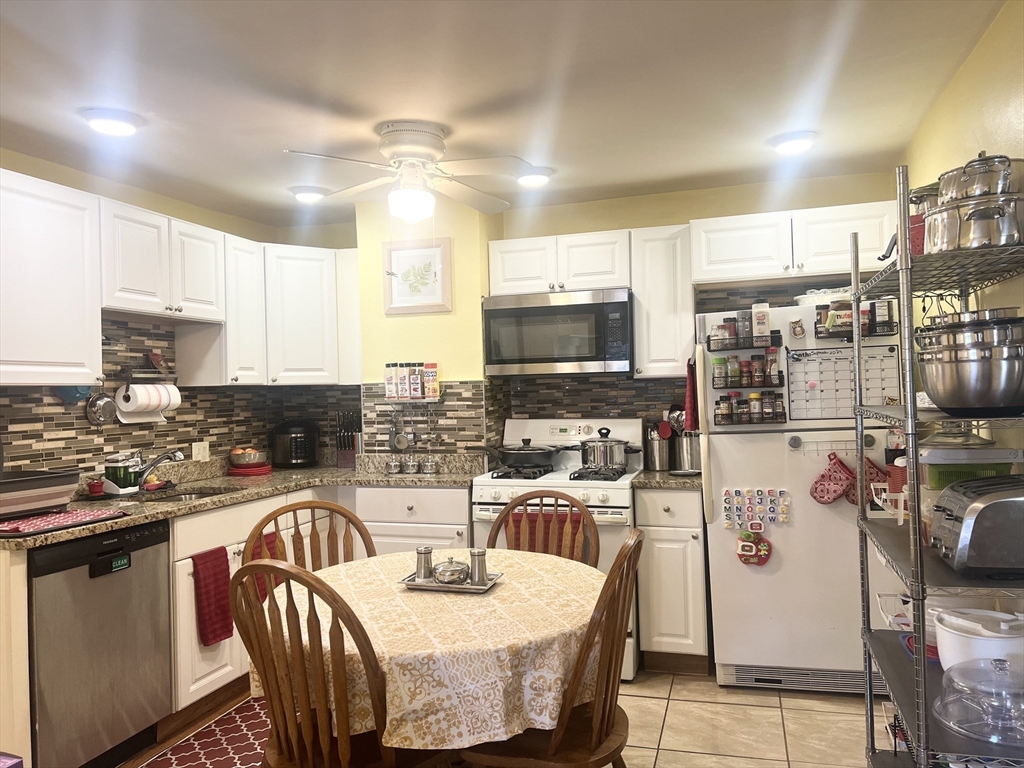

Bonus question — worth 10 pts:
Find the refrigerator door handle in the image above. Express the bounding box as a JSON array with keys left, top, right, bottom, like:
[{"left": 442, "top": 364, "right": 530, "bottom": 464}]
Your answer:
[{"left": 701, "top": 432, "right": 713, "bottom": 524}]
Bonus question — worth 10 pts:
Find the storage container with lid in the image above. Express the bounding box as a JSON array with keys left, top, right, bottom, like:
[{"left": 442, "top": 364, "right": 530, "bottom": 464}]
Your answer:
[
  {"left": 919, "top": 447, "right": 1020, "bottom": 489},
  {"left": 933, "top": 657, "right": 1024, "bottom": 746}
]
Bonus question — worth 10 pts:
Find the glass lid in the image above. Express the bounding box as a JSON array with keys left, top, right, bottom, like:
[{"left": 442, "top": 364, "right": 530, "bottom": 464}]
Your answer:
[{"left": 934, "top": 658, "right": 1024, "bottom": 746}]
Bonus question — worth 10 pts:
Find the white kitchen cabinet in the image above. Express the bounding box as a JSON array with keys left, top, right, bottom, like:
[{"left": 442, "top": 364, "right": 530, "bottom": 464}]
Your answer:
[
  {"left": 265, "top": 244, "right": 339, "bottom": 385},
  {"left": 100, "top": 199, "right": 172, "bottom": 315},
  {"left": 690, "top": 211, "right": 793, "bottom": 283},
  {"left": 172, "top": 544, "right": 247, "bottom": 710},
  {"left": 0, "top": 169, "right": 104, "bottom": 386},
  {"left": 488, "top": 236, "right": 558, "bottom": 295},
  {"left": 353, "top": 487, "right": 469, "bottom": 556},
  {"left": 555, "top": 230, "right": 630, "bottom": 291},
  {"left": 637, "top": 524, "right": 707, "bottom": 656},
  {"left": 791, "top": 200, "right": 897, "bottom": 275},
  {"left": 336, "top": 248, "right": 362, "bottom": 385},
  {"left": 630, "top": 225, "right": 693, "bottom": 378},
  {"left": 169, "top": 220, "right": 226, "bottom": 321},
  {"left": 362, "top": 522, "right": 467, "bottom": 555}
]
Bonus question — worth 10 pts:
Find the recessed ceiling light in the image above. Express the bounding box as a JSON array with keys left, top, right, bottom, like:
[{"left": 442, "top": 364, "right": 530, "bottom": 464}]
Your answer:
[
  {"left": 291, "top": 186, "right": 329, "bottom": 204},
  {"left": 517, "top": 168, "right": 552, "bottom": 188},
  {"left": 80, "top": 108, "right": 143, "bottom": 137},
  {"left": 770, "top": 131, "right": 817, "bottom": 156}
]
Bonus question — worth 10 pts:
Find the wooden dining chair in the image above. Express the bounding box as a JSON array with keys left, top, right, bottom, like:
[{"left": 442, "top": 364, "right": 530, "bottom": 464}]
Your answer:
[
  {"left": 242, "top": 500, "right": 376, "bottom": 569},
  {"left": 460, "top": 528, "right": 644, "bottom": 768},
  {"left": 486, "top": 490, "right": 600, "bottom": 567},
  {"left": 231, "top": 559, "right": 451, "bottom": 768}
]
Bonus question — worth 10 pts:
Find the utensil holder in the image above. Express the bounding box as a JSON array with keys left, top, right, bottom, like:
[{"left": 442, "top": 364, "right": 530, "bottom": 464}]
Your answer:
[
  {"left": 643, "top": 434, "right": 670, "bottom": 471},
  {"left": 671, "top": 433, "right": 702, "bottom": 472}
]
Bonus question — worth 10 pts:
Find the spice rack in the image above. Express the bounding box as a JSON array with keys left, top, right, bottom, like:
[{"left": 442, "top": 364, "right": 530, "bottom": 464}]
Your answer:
[
  {"left": 713, "top": 412, "right": 787, "bottom": 427},
  {"left": 712, "top": 372, "right": 785, "bottom": 390},
  {"left": 704, "top": 334, "right": 782, "bottom": 352},
  {"left": 814, "top": 321, "right": 899, "bottom": 341}
]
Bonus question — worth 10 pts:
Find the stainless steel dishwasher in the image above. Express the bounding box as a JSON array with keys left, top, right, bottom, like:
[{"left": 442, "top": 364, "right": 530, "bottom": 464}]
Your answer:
[{"left": 29, "top": 519, "right": 172, "bottom": 768}]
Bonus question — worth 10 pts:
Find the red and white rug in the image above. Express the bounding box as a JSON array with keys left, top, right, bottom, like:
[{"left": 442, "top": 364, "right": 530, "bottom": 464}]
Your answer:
[{"left": 143, "top": 698, "right": 269, "bottom": 768}]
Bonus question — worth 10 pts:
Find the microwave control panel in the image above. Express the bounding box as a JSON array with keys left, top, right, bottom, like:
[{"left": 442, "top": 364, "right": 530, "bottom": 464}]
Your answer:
[{"left": 787, "top": 347, "right": 900, "bottom": 420}]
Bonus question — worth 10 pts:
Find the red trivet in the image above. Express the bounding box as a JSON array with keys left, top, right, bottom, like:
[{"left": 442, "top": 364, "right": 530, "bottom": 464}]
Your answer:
[{"left": 0, "top": 507, "right": 130, "bottom": 536}]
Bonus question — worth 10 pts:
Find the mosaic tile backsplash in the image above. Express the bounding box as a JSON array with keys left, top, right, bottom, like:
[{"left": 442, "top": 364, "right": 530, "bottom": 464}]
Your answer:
[
  {"left": 498, "top": 375, "right": 688, "bottom": 424},
  {"left": 360, "top": 381, "right": 486, "bottom": 454}
]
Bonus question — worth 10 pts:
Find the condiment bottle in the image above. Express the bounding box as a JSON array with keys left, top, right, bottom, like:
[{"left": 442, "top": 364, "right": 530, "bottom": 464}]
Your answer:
[
  {"left": 711, "top": 357, "right": 727, "bottom": 382},
  {"left": 397, "top": 363, "right": 410, "bottom": 400},
  {"left": 737, "top": 399, "right": 751, "bottom": 424},
  {"left": 749, "top": 392, "right": 763, "bottom": 423},
  {"left": 423, "top": 363, "right": 440, "bottom": 399},
  {"left": 409, "top": 362, "right": 423, "bottom": 399},
  {"left": 752, "top": 302, "right": 770, "bottom": 340},
  {"left": 750, "top": 354, "right": 765, "bottom": 386},
  {"left": 726, "top": 355, "right": 741, "bottom": 383},
  {"left": 384, "top": 363, "right": 398, "bottom": 400},
  {"left": 761, "top": 391, "right": 775, "bottom": 421},
  {"left": 739, "top": 360, "right": 752, "bottom": 387},
  {"left": 736, "top": 310, "right": 753, "bottom": 344}
]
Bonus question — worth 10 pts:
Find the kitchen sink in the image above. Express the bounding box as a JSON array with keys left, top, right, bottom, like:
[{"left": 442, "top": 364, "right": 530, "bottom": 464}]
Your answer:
[{"left": 152, "top": 491, "right": 230, "bottom": 502}]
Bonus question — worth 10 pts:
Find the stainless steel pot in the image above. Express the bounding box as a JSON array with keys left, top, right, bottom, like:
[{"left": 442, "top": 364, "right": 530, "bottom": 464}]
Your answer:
[
  {"left": 924, "top": 194, "right": 1024, "bottom": 252},
  {"left": 916, "top": 344, "right": 1024, "bottom": 417},
  {"left": 909, "top": 183, "right": 940, "bottom": 214},
  {"left": 938, "top": 155, "right": 1024, "bottom": 205},
  {"left": 923, "top": 308, "right": 1019, "bottom": 327},
  {"left": 916, "top": 318, "right": 1024, "bottom": 350},
  {"left": 578, "top": 427, "right": 642, "bottom": 468}
]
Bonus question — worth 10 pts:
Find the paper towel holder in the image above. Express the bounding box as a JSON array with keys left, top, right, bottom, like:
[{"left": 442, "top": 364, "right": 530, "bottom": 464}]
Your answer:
[{"left": 117, "top": 364, "right": 177, "bottom": 389}]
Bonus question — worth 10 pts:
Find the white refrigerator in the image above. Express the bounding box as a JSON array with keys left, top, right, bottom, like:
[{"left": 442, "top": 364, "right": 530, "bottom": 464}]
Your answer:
[{"left": 697, "top": 305, "right": 906, "bottom": 692}]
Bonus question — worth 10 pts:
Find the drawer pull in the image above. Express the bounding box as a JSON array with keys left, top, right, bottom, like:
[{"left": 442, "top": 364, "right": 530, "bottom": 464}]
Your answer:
[
  {"left": 406, "top": 504, "right": 414, "bottom": 511},
  {"left": 691, "top": 533, "right": 699, "bottom": 541},
  {"left": 663, "top": 506, "right": 671, "bottom": 512}
]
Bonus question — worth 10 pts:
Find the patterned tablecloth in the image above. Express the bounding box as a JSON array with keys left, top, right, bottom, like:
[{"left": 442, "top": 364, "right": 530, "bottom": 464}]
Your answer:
[{"left": 250, "top": 548, "right": 605, "bottom": 750}]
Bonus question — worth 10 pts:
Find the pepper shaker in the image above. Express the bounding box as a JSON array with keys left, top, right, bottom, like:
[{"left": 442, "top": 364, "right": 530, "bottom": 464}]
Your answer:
[
  {"left": 415, "top": 546, "right": 434, "bottom": 583},
  {"left": 470, "top": 548, "right": 488, "bottom": 586}
]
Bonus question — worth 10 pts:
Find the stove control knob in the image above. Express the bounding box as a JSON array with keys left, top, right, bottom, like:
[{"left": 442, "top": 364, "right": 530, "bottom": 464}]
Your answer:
[
  {"left": 582, "top": 425, "right": 594, "bottom": 436},
  {"left": 508, "top": 489, "right": 518, "bottom": 500},
  {"left": 490, "top": 489, "right": 502, "bottom": 501},
  {"left": 598, "top": 491, "right": 609, "bottom": 503},
  {"left": 579, "top": 491, "right": 591, "bottom": 503}
]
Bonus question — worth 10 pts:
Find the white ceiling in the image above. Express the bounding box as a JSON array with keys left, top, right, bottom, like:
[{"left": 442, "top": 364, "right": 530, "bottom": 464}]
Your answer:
[{"left": 0, "top": 0, "right": 1002, "bottom": 227}]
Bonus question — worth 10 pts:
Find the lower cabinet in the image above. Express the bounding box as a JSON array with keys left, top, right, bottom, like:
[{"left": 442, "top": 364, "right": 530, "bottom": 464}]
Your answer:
[
  {"left": 354, "top": 486, "right": 470, "bottom": 556},
  {"left": 172, "top": 542, "right": 247, "bottom": 710},
  {"left": 362, "top": 521, "right": 467, "bottom": 555},
  {"left": 635, "top": 490, "right": 708, "bottom": 656}
]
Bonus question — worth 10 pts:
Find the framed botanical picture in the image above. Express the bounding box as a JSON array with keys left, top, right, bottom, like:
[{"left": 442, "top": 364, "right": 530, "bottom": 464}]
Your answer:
[{"left": 382, "top": 238, "right": 453, "bottom": 315}]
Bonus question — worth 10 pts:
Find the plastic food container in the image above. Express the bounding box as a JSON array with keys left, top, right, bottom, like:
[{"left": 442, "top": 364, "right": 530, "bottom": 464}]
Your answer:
[
  {"left": 919, "top": 447, "right": 1020, "bottom": 490},
  {"left": 935, "top": 608, "right": 1024, "bottom": 670},
  {"left": 933, "top": 657, "right": 1024, "bottom": 746}
]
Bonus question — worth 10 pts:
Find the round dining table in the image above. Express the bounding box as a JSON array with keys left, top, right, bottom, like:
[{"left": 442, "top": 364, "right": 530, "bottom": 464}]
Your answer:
[{"left": 250, "top": 548, "right": 606, "bottom": 750}]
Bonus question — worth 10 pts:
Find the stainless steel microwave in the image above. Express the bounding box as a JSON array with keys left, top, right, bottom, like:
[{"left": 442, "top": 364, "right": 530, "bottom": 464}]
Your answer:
[{"left": 482, "top": 289, "right": 632, "bottom": 376}]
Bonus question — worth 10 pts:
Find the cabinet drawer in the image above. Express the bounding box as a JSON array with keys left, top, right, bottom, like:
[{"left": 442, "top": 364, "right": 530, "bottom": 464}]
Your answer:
[
  {"left": 171, "top": 496, "right": 282, "bottom": 560},
  {"left": 635, "top": 489, "right": 702, "bottom": 528},
  {"left": 354, "top": 487, "right": 469, "bottom": 525}
]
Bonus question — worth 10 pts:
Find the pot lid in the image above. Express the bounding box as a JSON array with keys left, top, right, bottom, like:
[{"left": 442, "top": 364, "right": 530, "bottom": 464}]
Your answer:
[
  {"left": 922, "top": 307, "right": 1020, "bottom": 328},
  {"left": 936, "top": 609, "right": 1024, "bottom": 640},
  {"left": 434, "top": 557, "right": 469, "bottom": 576},
  {"left": 582, "top": 427, "right": 630, "bottom": 445},
  {"left": 502, "top": 438, "right": 558, "bottom": 453}
]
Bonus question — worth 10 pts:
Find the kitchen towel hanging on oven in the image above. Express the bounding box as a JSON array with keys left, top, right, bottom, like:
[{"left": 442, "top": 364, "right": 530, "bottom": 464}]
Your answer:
[{"left": 809, "top": 452, "right": 856, "bottom": 504}]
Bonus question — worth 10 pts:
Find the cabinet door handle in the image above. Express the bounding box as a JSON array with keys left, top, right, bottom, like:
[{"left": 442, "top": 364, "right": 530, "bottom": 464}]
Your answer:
[
  {"left": 557, "top": 282, "right": 565, "bottom": 289},
  {"left": 230, "top": 375, "right": 239, "bottom": 383},
  {"left": 456, "top": 530, "right": 464, "bottom": 538},
  {"left": 271, "top": 377, "right": 278, "bottom": 383},
  {"left": 796, "top": 262, "right": 804, "bottom": 270},
  {"left": 96, "top": 374, "right": 106, "bottom": 382},
  {"left": 635, "top": 367, "right": 642, "bottom": 374},
  {"left": 691, "top": 533, "right": 699, "bottom": 540},
  {"left": 175, "top": 305, "right": 184, "bottom": 313},
  {"left": 406, "top": 504, "right": 414, "bottom": 511},
  {"left": 548, "top": 282, "right": 555, "bottom": 290},
  {"left": 663, "top": 505, "right": 671, "bottom": 512},
  {"left": 782, "top": 264, "right": 791, "bottom": 271},
  {"left": 165, "top": 304, "right": 174, "bottom": 312}
]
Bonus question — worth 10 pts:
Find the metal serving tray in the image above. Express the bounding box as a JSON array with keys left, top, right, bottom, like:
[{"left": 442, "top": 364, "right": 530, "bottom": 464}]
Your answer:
[{"left": 399, "top": 572, "right": 503, "bottom": 594}]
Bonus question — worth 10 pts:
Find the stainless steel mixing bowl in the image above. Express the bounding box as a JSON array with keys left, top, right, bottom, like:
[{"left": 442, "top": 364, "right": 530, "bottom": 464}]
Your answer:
[{"left": 917, "top": 345, "right": 1024, "bottom": 417}]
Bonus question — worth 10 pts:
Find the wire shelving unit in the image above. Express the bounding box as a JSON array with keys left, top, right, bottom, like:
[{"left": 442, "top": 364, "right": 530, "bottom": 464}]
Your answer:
[{"left": 850, "top": 166, "right": 1024, "bottom": 768}]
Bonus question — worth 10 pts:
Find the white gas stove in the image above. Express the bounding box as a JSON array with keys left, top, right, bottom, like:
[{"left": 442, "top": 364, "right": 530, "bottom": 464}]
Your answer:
[{"left": 471, "top": 418, "right": 643, "bottom": 680}]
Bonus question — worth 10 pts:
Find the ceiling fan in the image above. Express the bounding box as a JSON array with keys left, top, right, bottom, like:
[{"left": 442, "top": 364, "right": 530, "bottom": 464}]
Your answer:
[{"left": 286, "top": 120, "right": 551, "bottom": 223}]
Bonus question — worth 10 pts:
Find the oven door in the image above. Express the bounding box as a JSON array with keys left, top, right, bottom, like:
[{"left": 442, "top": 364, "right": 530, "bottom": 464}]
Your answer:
[{"left": 483, "top": 289, "right": 631, "bottom": 375}]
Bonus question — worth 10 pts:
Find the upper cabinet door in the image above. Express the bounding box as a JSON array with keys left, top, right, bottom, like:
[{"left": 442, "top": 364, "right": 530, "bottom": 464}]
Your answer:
[
  {"left": 488, "top": 237, "right": 557, "bottom": 295},
  {"left": 265, "top": 245, "right": 339, "bottom": 385},
  {"left": 100, "top": 200, "right": 172, "bottom": 315},
  {"left": 169, "top": 220, "right": 225, "bottom": 321},
  {"left": 791, "top": 201, "right": 898, "bottom": 276},
  {"left": 556, "top": 230, "right": 630, "bottom": 291},
  {"left": 224, "top": 235, "right": 267, "bottom": 385},
  {"left": 0, "top": 170, "right": 103, "bottom": 385},
  {"left": 630, "top": 225, "right": 693, "bottom": 378},
  {"left": 690, "top": 211, "right": 793, "bottom": 283},
  {"left": 336, "top": 248, "right": 362, "bottom": 386}
]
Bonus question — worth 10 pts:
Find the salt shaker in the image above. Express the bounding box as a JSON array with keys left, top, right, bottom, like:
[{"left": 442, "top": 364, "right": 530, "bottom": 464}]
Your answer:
[
  {"left": 415, "top": 546, "right": 434, "bottom": 583},
  {"left": 470, "top": 548, "right": 488, "bottom": 586}
]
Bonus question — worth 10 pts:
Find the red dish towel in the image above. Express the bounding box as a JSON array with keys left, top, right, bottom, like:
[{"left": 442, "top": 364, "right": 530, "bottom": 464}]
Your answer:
[
  {"left": 251, "top": 531, "right": 279, "bottom": 602},
  {"left": 684, "top": 357, "right": 698, "bottom": 432},
  {"left": 192, "top": 547, "right": 233, "bottom": 646}
]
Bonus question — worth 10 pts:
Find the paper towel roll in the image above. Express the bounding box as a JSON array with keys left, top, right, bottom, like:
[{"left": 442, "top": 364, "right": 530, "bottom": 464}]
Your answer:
[{"left": 115, "top": 384, "right": 181, "bottom": 424}]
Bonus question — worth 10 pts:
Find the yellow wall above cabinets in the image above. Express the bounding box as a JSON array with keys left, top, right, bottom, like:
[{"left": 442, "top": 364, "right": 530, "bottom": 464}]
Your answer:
[
  {"left": 276, "top": 221, "right": 358, "bottom": 249},
  {"left": 502, "top": 171, "right": 895, "bottom": 238},
  {"left": 355, "top": 195, "right": 501, "bottom": 382},
  {"left": 904, "top": 0, "right": 1024, "bottom": 188}
]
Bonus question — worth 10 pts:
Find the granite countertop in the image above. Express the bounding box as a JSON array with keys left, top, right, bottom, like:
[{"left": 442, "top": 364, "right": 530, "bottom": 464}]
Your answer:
[
  {"left": 0, "top": 467, "right": 477, "bottom": 551},
  {"left": 632, "top": 470, "right": 703, "bottom": 490}
]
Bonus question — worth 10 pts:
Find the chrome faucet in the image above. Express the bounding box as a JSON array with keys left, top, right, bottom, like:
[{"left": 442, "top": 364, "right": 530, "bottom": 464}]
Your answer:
[{"left": 139, "top": 449, "right": 185, "bottom": 486}]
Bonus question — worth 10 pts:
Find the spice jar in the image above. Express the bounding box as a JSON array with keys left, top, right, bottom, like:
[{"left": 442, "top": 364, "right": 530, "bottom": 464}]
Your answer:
[
  {"left": 384, "top": 363, "right": 398, "bottom": 400},
  {"left": 409, "top": 363, "right": 423, "bottom": 399},
  {"left": 711, "top": 357, "right": 727, "bottom": 382},
  {"left": 761, "top": 391, "right": 776, "bottom": 421},
  {"left": 717, "top": 397, "right": 734, "bottom": 425},
  {"left": 750, "top": 355, "right": 765, "bottom": 386},
  {"left": 739, "top": 360, "right": 752, "bottom": 387},
  {"left": 423, "top": 362, "right": 440, "bottom": 399},
  {"left": 737, "top": 399, "right": 751, "bottom": 424},
  {"left": 749, "top": 392, "right": 763, "bottom": 423},
  {"left": 726, "top": 355, "right": 741, "bottom": 384},
  {"left": 397, "top": 363, "right": 410, "bottom": 400},
  {"left": 736, "top": 310, "right": 753, "bottom": 344},
  {"left": 728, "top": 391, "right": 742, "bottom": 411}
]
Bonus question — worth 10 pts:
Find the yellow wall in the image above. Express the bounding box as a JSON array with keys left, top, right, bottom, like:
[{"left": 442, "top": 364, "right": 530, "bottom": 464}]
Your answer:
[
  {"left": 904, "top": 0, "right": 1024, "bottom": 187},
  {"left": 356, "top": 195, "right": 496, "bottom": 382},
  {"left": 276, "top": 221, "right": 358, "bottom": 248},
  {"left": 503, "top": 171, "right": 895, "bottom": 238}
]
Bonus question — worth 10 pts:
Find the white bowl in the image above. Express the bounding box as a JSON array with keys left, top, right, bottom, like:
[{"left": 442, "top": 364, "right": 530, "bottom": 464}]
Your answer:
[{"left": 935, "top": 608, "right": 1024, "bottom": 670}]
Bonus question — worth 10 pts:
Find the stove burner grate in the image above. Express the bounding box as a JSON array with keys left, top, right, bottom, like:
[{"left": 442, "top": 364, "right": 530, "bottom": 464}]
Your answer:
[
  {"left": 491, "top": 464, "right": 553, "bottom": 480},
  {"left": 569, "top": 467, "right": 626, "bottom": 482}
]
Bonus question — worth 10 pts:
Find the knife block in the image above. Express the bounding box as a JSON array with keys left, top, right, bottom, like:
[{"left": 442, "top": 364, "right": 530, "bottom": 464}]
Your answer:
[{"left": 336, "top": 449, "right": 356, "bottom": 469}]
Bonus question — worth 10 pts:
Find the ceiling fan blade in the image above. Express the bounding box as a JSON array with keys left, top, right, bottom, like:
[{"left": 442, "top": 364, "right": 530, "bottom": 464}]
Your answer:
[
  {"left": 324, "top": 175, "right": 396, "bottom": 199},
  {"left": 433, "top": 155, "right": 533, "bottom": 178},
  {"left": 284, "top": 149, "right": 393, "bottom": 172},
  {"left": 431, "top": 177, "right": 510, "bottom": 214}
]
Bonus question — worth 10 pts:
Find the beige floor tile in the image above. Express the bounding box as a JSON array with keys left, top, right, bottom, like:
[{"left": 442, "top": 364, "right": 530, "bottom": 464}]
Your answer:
[
  {"left": 784, "top": 709, "right": 867, "bottom": 767},
  {"left": 621, "top": 670, "right": 674, "bottom": 699},
  {"left": 780, "top": 690, "right": 866, "bottom": 715},
  {"left": 790, "top": 764, "right": 854, "bottom": 768},
  {"left": 659, "top": 700, "right": 787, "bottom": 760},
  {"left": 656, "top": 750, "right": 787, "bottom": 768},
  {"left": 670, "top": 675, "right": 780, "bottom": 707},
  {"left": 619, "top": 746, "right": 657, "bottom": 768},
  {"left": 618, "top": 695, "right": 667, "bottom": 748}
]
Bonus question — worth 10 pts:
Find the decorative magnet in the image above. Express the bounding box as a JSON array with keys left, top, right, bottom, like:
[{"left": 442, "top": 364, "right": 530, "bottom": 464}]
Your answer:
[
  {"left": 745, "top": 504, "right": 754, "bottom": 513},
  {"left": 724, "top": 489, "right": 733, "bottom": 498},
  {"left": 724, "top": 520, "right": 734, "bottom": 529},
  {"left": 756, "top": 489, "right": 764, "bottom": 497},
  {"left": 768, "top": 505, "right": 777, "bottom": 514},
  {"left": 744, "top": 488, "right": 753, "bottom": 497},
  {"left": 724, "top": 512, "right": 733, "bottom": 521},
  {"left": 756, "top": 505, "right": 765, "bottom": 513},
  {"left": 768, "top": 514, "right": 777, "bottom": 523},
  {"left": 780, "top": 514, "right": 789, "bottom": 523},
  {"left": 756, "top": 513, "right": 765, "bottom": 521},
  {"left": 734, "top": 489, "right": 743, "bottom": 497},
  {"left": 736, "top": 519, "right": 746, "bottom": 529},
  {"left": 781, "top": 496, "right": 791, "bottom": 507},
  {"left": 779, "top": 489, "right": 788, "bottom": 497},
  {"left": 736, "top": 531, "right": 772, "bottom": 566},
  {"left": 790, "top": 318, "right": 806, "bottom": 338},
  {"left": 749, "top": 521, "right": 764, "bottom": 532},
  {"left": 746, "top": 512, "right": 755, "bottom": 521},
  {"left": 768, "top": 489, "right": 777, "bottom": 497}
]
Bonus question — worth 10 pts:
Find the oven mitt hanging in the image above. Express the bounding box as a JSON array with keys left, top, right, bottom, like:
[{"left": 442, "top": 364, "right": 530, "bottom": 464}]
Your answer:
[
  {"left": 809, "top": 451, "right": 856, "bottom": 504},
  {"left": 844, "top": 457, "right": 888, "bottom": 506}
]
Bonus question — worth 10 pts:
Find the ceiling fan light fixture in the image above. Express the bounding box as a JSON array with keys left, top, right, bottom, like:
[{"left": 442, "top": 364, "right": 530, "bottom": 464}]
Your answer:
[
  {"left": 291, "top": 186, "right": 329, "bottom": 204},
  {"left": 388, "top": 164, "right": 435, "bottom": 223},
  {"left": 80, "top": 108, "right": 143, "bottom": 137},
  {"left": 769, "top": 131, "right": 817, "bottom": 156},
  {"left": 517, "top": 168, "right": 552, "bottom": 188}
]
